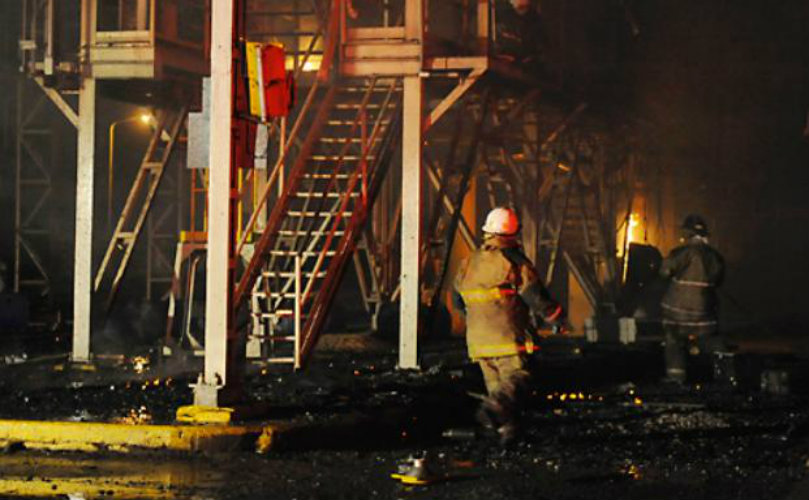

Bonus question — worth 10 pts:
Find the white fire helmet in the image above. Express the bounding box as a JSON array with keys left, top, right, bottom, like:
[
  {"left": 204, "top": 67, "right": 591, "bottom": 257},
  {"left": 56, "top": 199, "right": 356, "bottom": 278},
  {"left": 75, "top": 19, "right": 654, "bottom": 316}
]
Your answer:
[
  {"left": 510, "top": 0, "right": 533, "bottom": 14},
  {"left": 482, "top": 207, "right": 520, "bottom": 236}
]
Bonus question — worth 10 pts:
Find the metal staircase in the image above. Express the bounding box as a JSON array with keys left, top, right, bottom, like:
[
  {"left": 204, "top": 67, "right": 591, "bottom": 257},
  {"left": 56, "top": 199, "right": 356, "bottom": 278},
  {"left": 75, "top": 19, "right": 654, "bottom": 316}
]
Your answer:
[
  {"left": 240, "top": 77, "right": 402, "bottom": 368},
  {"left": 94, "top": 107, "right": 187, "bottom": 309},
  {"left": 537, "top": 129, "right": 619, "bottom": 310}
]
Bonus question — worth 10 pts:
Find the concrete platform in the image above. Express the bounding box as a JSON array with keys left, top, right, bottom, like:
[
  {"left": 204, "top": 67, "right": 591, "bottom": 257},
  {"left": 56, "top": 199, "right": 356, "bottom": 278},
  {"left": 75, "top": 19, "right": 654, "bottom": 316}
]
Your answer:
[{"left": 0, "top": 419, "right": 283, "bottom": 454}]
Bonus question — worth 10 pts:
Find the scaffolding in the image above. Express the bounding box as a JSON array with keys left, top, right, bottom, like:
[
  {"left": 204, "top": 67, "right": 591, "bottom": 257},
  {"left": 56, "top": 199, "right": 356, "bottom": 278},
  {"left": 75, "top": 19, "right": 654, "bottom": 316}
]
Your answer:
[{"left": 12, "top": 0, "right": 646, "bottom": 407}]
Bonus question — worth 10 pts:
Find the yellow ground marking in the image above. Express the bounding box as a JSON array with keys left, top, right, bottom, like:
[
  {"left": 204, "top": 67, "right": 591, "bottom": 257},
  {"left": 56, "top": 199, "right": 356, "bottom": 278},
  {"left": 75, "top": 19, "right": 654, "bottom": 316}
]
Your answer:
[
  {"left": 0, "top": 419, "right": 272, "bottom": 454},
  {"left": 0, "top": 455, "right": 216, "bottom": 499}
]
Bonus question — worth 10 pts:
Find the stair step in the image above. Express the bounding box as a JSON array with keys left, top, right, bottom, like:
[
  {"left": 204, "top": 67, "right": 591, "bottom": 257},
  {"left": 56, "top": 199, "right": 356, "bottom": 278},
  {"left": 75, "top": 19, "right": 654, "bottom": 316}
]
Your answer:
[
  {"left": 143, "top": 161, "right": 164, "bottom": 170},
  {"left": 327, "top": 119, "right": 391, "bottom": 126},
  {"left": 293, "top": 191, "right": 360, "bottom": 198},
  {"left": 339, "top": 85, "right": 402, "bottom": 93},
  {"left": 269, "top": 250, "right": 337, "bottom": 257},
  {"left": 253, "top": 292, "right": 299, "bottom": 299},
  {"left": 334, "top": 103, "right": 397, "bottom": 110},
  {"left": 249, "top": 334, "right": 297, "bottom": 342},
  {"left": 319, "top": 137, "right": 379, "bottom": 144},
  {"left": 287, "top": 211, "right": 353, "bottom": 217},
  {"left": 278, "top": 229, "right": 345, "bottom": 236},
  {"left": 266, "top": 358, "right": 296, "bottom": 364},
  {"left": 252, "top": 309, "right": 294, "bottom": 316},
  {"left": 261, "top": 270, "right": 327, "bottom": 278},
  {"left": 303, "top": 173, "right": 363, "bottom": 180},
  {"left": 310, "top": 155, "right": 375, "bottom": 161}
]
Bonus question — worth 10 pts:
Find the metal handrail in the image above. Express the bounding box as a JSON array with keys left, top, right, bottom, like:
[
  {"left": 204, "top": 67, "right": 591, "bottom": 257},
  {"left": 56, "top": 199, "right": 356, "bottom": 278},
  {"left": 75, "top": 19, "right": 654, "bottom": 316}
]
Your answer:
[
  {"left": 233, "top": 83, "right": 338, "bottom": 307},
  {"left": 261, "top": 78, "right": 398, "bottom": 316},
  {"left": 291, "top": 78, "right": 377, "bottom": 302},
  {"left": 300, "top": 79, "right": 398, "bottom": 305},
  {"left": 293, "top": 253, "right": 302, "bottom": 369},
  {"left": 236, "top": 0, "right": 341, "bottom": 255},
  {"left": 236, "top": 78, "right": 321, "bottom": 257}
]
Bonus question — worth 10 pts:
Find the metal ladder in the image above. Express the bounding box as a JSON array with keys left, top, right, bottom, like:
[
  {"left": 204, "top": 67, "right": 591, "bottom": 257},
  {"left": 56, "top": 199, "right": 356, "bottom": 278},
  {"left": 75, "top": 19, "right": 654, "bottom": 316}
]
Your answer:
[
  {"left": 242, "top": 77, "right": 402, "bottom": 368},
  {"left": 536, "top": 128, "right": 618, "bottom": 309},
  {"left": 94, "top": 107, "right": 187, "bottom": 309},
  {"left": 420, "top": 91, "right": 491, "bottom": 313}
]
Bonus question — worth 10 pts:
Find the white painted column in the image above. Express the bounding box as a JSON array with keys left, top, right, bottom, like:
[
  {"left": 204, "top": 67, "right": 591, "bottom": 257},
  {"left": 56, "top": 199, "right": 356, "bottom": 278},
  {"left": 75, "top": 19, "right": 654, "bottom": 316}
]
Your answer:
[
  {"left": 399, "top": 75, "right": 423, "bottom": 369},
  {"left": 71, "top": 77, "right": 96, "bottom": 363},
  {"left": 196, "top": 0, "right": 234, "bottom": 406}
]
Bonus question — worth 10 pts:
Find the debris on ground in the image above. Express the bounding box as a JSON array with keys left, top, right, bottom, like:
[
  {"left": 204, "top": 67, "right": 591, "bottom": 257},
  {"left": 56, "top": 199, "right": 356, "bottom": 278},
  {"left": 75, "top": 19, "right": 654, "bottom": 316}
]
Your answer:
[{"left": 0, "top": 338, "right": 807, "bottom": 499}]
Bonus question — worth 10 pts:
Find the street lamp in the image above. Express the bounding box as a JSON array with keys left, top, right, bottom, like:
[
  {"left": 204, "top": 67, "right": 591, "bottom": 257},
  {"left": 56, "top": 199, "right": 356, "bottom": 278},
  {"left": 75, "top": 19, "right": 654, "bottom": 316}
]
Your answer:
[{"left": 108, "top": 112, "right": 154, "bottom": 231}]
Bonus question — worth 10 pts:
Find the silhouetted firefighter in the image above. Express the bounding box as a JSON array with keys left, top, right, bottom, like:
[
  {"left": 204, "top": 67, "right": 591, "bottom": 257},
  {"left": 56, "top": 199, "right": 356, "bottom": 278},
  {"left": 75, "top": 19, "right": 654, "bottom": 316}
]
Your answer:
[
  {"left": 495, "top": 0, "right": 548, "bottom": 69},
  {"left": 454, "top": 207, "right": 564, "bottom": 445},
  {"left": 660, "top": 214, "right": 726, "bottom": 383}
]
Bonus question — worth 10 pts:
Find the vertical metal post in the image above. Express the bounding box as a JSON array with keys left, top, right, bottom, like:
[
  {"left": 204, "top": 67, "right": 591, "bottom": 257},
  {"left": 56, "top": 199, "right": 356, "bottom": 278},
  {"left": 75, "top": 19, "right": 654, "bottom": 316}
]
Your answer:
[
  {"left": 253, "top": 123, "right": 269, "bottom": 233},
  {"left": 107, "top": 122, "right": 117, "bottom": 232},
  {"left": 136, "top": 0, "right": 149, "bottom": 30},
  {"left": 278, "top": 117, "right": 286, "bottom": 198},
  {"left": 197, "top": 0, "right": 235, "bottom": 406},
  {"left": 293, "top": 253, "right": 302, "bottom": 370},
  {"left": 399, "top": 75, "right": 423, "bottom": 369},
  {"left": 477, "top": 0, "right": 490, "bottom": 55},
  {"left": 44, "top": 0, "right": 55, "bottom": 75},
  {"left": 146, "top": 213, "right": 153, "bottom": 300},
  {"left": 360, "top": 110, "right": 367, "bottom": 204},
  {"left": 399, "top": 0, "right": 424, "bottom": 369},
  {"left": 71, "top": 0, "right": 99, "bottom": 363},
  {"left": 405, "top": 0, "right": 423, "bottom": 40},
  {"left": 72, "top": 77, "right": 96, "bottom": 363},
  {"left": 13, "top": 81, "right": 23, "bottom": 293}
]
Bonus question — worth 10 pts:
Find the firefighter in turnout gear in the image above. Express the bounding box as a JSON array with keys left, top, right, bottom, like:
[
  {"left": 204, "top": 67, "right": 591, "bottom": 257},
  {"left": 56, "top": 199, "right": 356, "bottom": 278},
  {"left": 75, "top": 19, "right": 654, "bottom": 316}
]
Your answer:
[
  {"left": 660, "top": 214, "right": 725, "bottom": 382},
  {"left": 454, "top": 207, "right": 563, "bottom": 444}
]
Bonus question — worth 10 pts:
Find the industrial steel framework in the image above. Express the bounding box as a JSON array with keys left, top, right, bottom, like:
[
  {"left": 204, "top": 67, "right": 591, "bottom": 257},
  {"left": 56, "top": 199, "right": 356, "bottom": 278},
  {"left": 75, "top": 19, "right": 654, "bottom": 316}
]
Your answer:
[
  {"left": 13, "top": 78, "right": 57, "bottom": 298},
  {"left": 16, "top": 0, "right": 640, "bottom": 409},
  {"left": 15, "top": 0, "right": 80, "bottom": 303}
]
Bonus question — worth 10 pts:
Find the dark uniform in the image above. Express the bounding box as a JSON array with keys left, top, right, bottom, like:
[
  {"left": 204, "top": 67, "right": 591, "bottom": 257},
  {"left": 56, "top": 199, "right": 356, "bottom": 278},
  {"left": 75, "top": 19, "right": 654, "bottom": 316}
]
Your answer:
[
  {"left": 660, "top": 222, "right": 725, "bottom": 381},
  {"left": 495, "top": 1, "right": 547, "bottom": 68},
  {"left": 454, "top": 234, "right": 562, "bottom": 441}
]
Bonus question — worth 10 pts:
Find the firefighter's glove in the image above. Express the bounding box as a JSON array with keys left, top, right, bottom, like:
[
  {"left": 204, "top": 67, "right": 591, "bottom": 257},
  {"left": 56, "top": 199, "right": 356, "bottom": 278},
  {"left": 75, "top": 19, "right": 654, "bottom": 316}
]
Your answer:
[{"left": 451, "top": 290, "right": 466, "bottom": 316}]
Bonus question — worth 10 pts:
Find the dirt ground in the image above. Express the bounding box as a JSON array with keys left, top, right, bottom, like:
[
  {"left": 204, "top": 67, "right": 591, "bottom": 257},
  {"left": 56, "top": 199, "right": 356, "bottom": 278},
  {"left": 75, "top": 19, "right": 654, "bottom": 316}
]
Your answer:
[{"left": 1, "top": 336, "right": 808, "bottom": 499}]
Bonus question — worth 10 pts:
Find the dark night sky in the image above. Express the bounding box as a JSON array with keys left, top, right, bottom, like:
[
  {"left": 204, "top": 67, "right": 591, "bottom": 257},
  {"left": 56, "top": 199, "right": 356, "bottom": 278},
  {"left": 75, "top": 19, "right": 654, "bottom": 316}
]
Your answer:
[
  {"left": 0, "top": 1, "right": 808, "bottom": 329},
  {"left": 627, "top": 0, "right": 809, "bottom": 326}
]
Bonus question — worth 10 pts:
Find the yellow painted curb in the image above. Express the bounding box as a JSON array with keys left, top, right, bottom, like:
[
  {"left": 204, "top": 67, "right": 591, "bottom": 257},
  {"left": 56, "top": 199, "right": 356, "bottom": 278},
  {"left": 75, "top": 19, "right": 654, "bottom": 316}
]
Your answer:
[
  {"left": 0, "top": 455, "right": 201, "bottom": 499},
  {"left": 176, "top": 405, "right": 235, "bottom": 424},
  {"left": 0, "top": 419, "right": 273, "bottom": 454},
  {"left": 0, "top": 478, "right": 176, "bottom": 499}
]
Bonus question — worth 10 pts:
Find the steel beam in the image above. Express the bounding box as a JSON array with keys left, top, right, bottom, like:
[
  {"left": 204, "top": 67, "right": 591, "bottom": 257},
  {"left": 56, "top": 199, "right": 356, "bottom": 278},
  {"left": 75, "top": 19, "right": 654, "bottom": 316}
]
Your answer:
[
  {"left": 197, "top": 0, "right": 235, "bottom": 406},
  {"left": 424, "top": 68, "right": 484, "bottom": 132},
  {"left": 399, "top": 75, "right": 423, "bottom": 369},
  {"left": 71, "top": 76, "right": 96, "bottom": 363},
  {"left": 404, "top": 0, "right": 423, "bottom": 41},
  {"left": 33, "top": 78, "right": 78, "bottom": 127}
]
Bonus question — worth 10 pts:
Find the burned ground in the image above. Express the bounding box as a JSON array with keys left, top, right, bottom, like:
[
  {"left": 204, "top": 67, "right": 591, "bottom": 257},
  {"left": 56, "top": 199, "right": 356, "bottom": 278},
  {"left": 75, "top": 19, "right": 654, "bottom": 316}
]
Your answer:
[{"left": 0, "top": 336, "right": 808, "bottom": 499}]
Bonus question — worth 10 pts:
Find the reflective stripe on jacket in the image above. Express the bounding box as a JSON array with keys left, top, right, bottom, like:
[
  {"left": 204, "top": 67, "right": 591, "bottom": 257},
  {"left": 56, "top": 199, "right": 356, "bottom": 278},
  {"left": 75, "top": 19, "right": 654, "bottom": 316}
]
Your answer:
[
  {"left": 454, "top": 235, "right": 559, "bottom": 360},
  {"left": 660, "top": 238, "right": 724, "bottom": 324}
]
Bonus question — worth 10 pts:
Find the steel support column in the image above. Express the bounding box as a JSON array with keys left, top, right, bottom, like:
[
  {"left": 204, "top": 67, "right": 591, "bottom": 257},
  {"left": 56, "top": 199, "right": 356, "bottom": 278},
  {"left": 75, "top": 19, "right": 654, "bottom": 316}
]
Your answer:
[
  {"left": 399, "top": 74, "right": 423, "bottom": 369},
  {"left": 197, "top": 0, "right": 236, "bottom": 406},
  {"left": 398, "top": 0, "right": 424, "bottom": 369},
  {"left": 71, "top": 77, "right": 96, "bottom": 363}
]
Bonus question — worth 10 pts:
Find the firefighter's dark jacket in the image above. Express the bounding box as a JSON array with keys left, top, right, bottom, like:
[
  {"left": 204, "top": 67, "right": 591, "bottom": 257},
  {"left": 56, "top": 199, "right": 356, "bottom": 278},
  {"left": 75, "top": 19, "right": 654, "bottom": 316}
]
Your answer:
[
  {"left": 660, "top": 237, "right": 725, "bottom": 323},
  {"left": 454, "top": 235, "right": 561, "bottom": 359}
]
